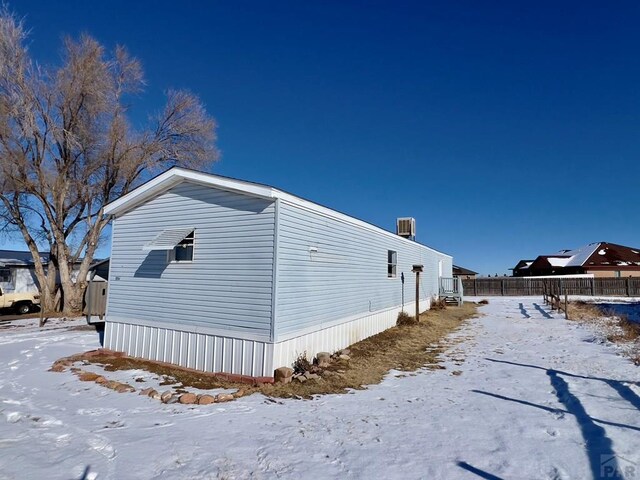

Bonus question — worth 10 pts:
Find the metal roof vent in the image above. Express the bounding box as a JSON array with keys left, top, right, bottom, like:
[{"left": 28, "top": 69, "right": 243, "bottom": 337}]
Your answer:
[{"left": 396, "top": 217, "right": 416, "bottom": 240}]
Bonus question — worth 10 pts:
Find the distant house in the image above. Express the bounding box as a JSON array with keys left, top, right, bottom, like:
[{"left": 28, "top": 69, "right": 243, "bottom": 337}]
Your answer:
[
  {"left": 512, "top": 242, "right": 640, "bottom": 277},
  {"left": 102, "top": 167, "right": 455, "bottom": 379},
  {"left": 452, "top": 265, "right": 477, "bottom": 279},
  {"left": 0, "top": 249, "right": 99, "bottom": 294},
  {"left": 0, "top": 249, "right": 49, "bottom": 293}
]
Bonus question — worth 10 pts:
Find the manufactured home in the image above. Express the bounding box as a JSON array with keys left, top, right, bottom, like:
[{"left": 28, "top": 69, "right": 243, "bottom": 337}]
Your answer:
[
  {"left": 103, "top": 168, "right": 455, "bottom": 378},
  {"left": 0, "top": 249, "right": 47, "bottom": 294}
]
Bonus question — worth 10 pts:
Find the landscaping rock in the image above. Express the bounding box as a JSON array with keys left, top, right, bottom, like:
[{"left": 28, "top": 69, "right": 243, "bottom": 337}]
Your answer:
[
  {"left": 49, "top": 364, "right": 65, "bottom": 373},
  {"left": 114, "top": 383, "right": 135, "bottom": 393},
  {"left": 166, "top": 394, "right": 180, "bottom": 404},
  {"left": 295, "top": 375, "right": 307, "bottom": 383},
  {"left": 160, "top": 390, "right": 174, "bottom": 403},
  {"left": 94, "top": 376, "right": 108, "bottom": 384},
  {"left": 216, "top": 393, "right": 235, "bottom": 403},
  {"left": 78, "top": 371, "right": 100, "bottom": 382},
  {"left": 179, "top": 393, "right": 197, "bottom": 404},
  {"left": 303, "top": 372, "right": 319, "bottom": 381},
  {"left": 139, "top": 387, "right": 155, "bottom": 396},
  {"left": 198, "top": 394, "right": 216, "bottom": 405},
  {"left": 316, "top": 352, "right": 331, "bottom": 367},
  {"left": 338, "top": 354, "right": 351, "bottom": 361},
  {"left": 274, "top": 367, "right": 293, "bottom": 384},
  {"left": 234, "top": 389, "right": 246, "bottom": 398},
  {"left": 146, "top": 389, "right": 159, "bottom": 398},
  {"left": 340, "top": 349, "right": 351, "bottom": 356}
]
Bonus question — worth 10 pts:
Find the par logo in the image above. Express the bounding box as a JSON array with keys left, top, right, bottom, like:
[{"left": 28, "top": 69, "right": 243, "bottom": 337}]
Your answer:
[{"left": 600, "top": 454, "right": 636, "bottom": 479}]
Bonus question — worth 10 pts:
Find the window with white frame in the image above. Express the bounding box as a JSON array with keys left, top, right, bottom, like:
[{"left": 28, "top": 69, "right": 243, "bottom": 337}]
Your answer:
[
  {"left": 387, "top": 250, "right": 397, "bottom": 278},
  {"left": 169, "top": 231, "right": 195, "bottom": 262}
]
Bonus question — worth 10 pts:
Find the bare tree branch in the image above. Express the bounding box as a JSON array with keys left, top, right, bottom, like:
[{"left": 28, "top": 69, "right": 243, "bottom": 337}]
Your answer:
[{"left": 0, "top": 8, "right": 219, "bottom": 312}]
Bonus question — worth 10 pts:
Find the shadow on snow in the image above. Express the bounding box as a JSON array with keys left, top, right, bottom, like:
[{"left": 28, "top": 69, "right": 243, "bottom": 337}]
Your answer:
[{"left": 471, "top": 358, "right": 640, "bottom": 479}]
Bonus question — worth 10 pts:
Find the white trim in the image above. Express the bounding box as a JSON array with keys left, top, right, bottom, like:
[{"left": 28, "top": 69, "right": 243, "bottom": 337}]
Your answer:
[
  {"left": 104, "top": 169, "right": 276, "bottom": 216},
  {"left": 270, "top": 198, "right": 280, "bottom": 342},
  {"left": 104, "top": 167, "right": 452, "bottom": 259}
]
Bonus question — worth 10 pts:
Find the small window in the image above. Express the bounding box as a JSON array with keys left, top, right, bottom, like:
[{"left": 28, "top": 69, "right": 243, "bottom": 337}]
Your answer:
[
  {"left": 169, "top": 231, "right": 194, "bottom": 262},
  {"left": 0, "top": 268, "right": 11, "bottom": 283},
  {"left": 387, "top": 250, "right": 397, "bottom": 278}
]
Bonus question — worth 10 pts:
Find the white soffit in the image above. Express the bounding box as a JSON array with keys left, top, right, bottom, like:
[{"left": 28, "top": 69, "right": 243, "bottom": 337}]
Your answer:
[{"left": 143, "top": 228, "right": 194, "bottom": 251}]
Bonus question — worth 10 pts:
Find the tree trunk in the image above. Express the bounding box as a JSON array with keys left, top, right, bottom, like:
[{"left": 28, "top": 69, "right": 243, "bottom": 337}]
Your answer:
[{"left": 61, "top": 278, "right": 84, "bottom": 314}]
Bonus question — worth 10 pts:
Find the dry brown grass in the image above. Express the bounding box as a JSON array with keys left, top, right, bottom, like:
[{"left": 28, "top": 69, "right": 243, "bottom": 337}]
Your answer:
[
  {"left": 566, "top": 301, "right": 603, "bottom": 321},
  {"left": 607, "top": 317, "right": 640, "bottom": 343},
  {"left": 396, "top": 310, "right": 417, "bottom": 326},
  {"left": 430, "top": 297, "right": 447, "bottom": 310},
  {"left": 263, "top": 302, "right": 478, "bottom": 398},
  {"left": 58, "top": 303, "right": 479, "bottom": 399},
  {"left": 565, "top": 300, "right": 640, "bottom": 365}
]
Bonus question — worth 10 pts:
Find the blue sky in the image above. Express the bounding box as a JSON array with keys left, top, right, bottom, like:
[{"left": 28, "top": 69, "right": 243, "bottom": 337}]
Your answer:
[{"left": 5, "top": 1, "right": 640, "bottom": 275}]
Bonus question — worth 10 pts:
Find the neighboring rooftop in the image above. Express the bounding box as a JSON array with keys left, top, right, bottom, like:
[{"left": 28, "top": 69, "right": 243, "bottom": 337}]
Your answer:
[
  {"left": 453, "top": 265, "right": 478, "bottom": 277},
  {"left": 0, "top": 249, "right": 50, "bottom": 266},
  {"left": 512, "top": 242, "right": 640, "bottom": 277}
]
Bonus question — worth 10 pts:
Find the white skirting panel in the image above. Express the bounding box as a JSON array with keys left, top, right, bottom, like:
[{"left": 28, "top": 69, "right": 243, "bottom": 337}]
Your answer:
[
  {"left": 104, "top": 322, "right": 274, "bottom": 377},
  {"left": 272, "top": 299, "right": 430, "bottom": 370},
  {"left": 105, "top": 299, "right": 431, "bottom": 377}
]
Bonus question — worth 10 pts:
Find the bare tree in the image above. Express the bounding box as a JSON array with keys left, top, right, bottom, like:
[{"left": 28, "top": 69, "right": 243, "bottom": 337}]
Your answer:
[{"left": 0, "top": 8, "right": 218, "bottom": 313}]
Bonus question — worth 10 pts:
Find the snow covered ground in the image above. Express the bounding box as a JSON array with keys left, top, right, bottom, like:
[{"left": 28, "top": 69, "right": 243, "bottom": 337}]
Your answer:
[{"left": 1, "top": 297, "right": 639, "bottom": 480}]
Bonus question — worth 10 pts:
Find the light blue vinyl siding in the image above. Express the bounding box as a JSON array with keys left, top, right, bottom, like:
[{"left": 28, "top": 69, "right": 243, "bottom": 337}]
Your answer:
[
  {"left": 274, "top": 201, "right": 452, "bottom": 340},
  {"left": 107, "top": 183, "right": 275, "bottom": 340}
]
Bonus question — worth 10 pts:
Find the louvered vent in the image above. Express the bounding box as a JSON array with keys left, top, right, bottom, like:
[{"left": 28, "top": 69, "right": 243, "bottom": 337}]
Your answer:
[{"left": 396, "top": 217, "right": 416, "bottom": 240}]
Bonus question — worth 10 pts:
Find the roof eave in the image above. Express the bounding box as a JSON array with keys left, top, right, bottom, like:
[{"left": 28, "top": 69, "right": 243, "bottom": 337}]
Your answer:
[{"left": 104, "top": 168, "right": 277, "bottom": 217}]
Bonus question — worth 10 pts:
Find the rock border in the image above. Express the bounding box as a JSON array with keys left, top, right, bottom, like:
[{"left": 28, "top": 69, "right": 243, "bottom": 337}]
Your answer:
[{"left": 50, "top": 351, "right": 247, "bottom": 405}]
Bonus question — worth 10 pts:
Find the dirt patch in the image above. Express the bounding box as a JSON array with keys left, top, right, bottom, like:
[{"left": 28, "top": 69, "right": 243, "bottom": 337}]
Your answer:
[
  {"left": 56, "top": 351, "right": 257, "bottom": 392},
  {"left": 53, "top": 302, "right": 479, "bottom": 400}
]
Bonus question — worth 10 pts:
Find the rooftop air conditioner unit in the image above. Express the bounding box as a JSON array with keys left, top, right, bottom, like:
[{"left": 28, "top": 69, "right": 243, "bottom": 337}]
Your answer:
[{"left": 396, "top": 217, "right": 416, "bottom": 240}]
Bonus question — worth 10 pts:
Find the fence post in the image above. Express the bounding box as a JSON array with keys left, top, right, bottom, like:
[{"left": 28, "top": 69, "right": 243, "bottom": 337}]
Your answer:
[
  {"left": 626, "top": 277, "right": 631, "bottom": 297},
  {"left": 501, "top": 279, "right": 505, "bottom": 296},
  {"left": 590, "top": 277, "right": 595, "bottom": 296},
  {"left": 564, "top": 292, "right": 568, "bottom": 320},
  {"left": 474, "top": 278, "right": 477, "bottom": 296}
]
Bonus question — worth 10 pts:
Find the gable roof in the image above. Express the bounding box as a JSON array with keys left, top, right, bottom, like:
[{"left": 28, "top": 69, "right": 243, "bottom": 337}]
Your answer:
[
  {"left": 513, "top": 242, "right": 640, "bottom": 274},
  {"left": 581, "top": 242, "right": 640, "bottom": 267},
  {"left": 511, "top": 259, "right": 534, "bottom": 271},
  {"left": 104, "top": 167, "right": 452, "bottom": 258},
  {"left": 547, "top": 243, "right": 600, "bottom": 267},
  {"left": 453, "top": 265, "right": 477, "bottom": 276}
]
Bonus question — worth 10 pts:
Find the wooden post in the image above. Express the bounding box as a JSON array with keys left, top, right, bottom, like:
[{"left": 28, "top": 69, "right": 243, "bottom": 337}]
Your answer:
[
  {"left": 590, "top": 277, "right": 595, "bottom": 296},
  {"left": 412, "top": 265, "right": 423, "bottom": 323},
  {"left": 38, "top": 288, "right": 46, "bottom": 328},
  {"left": 564, "top": 292, "right": 568, "bottom": 320},
  {"left": 501, "top": 279, "right": 505, "bottom": 296},
  {"left": 474, "top": 278, "right": 477, "bottom": 296},
  {"left": 626, "top": 277, "right": 631, "bottom": 297}
]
